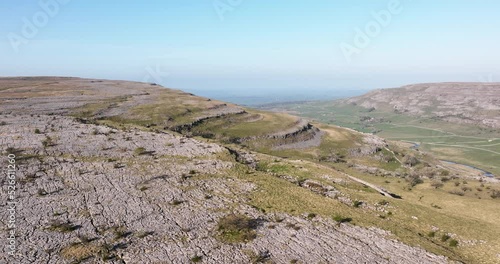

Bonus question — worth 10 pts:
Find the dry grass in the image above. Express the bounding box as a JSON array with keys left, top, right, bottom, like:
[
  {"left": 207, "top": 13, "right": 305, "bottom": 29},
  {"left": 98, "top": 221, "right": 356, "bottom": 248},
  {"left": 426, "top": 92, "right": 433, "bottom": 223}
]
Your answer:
[{"left": 60, "top": 243, "right": 100, "bottom": 262}]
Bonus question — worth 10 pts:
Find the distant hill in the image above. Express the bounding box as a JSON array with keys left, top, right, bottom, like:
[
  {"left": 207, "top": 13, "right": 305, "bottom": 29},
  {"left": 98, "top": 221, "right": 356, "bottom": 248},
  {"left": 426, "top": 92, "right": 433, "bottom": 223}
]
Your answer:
[{"left": 345, "top": 82, "right": 500, "bottom": 128}]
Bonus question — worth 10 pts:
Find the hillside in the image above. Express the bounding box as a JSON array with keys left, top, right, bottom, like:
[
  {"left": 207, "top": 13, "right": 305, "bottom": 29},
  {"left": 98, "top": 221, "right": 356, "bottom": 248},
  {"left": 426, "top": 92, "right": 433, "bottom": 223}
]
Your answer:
[
  {"left": 346, "top": 83, "right": 500, "bottom": 129},
  {"left": 2, "top": 77, "right": 500, "bottom": 263}
]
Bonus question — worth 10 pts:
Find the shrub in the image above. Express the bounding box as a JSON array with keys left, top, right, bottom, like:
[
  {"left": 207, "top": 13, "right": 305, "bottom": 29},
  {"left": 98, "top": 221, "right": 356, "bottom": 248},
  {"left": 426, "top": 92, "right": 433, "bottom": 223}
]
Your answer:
[
  {"left": 134, "top": 147, "right": 146, "bottom": 155},
  {"left": 333, "top": 215, "right": 352, "bottom": 223},
  {"left": 461, "top": 186, "right": 472, "bottom": 192},
  {"left": 449, "top": 239, "right": 459, "bottom": 247},
  {"left": 255, "top": 162, "right": 269, "bottom": 172},
  {"left": 34, "top": 128, "right": 41, "bottom": 134},
  {"left": 112, "top": 226, "right": 131, "bottom": 240},
  {"left": 286, "top": 223, "right": 301, "bottom": 230},
  {"left": 430, "top": 181, "right": 444, "bottom": 189},
  {"left": 490, "top": 189, "right": 500, "bottom": 199},
  {"left": 48, "top": 220, "right": 80, "bottom": 233},
  {"left": 37, "top": 188, "right": 48, "bottom": 196},
  {"left": 378, "top": 200, "right": 389, "bottom": 206},
  {"left": 217, "top": 214, "right": 259, "bottom": 243},
  {"left": 191, "top": 255, "right": 203, "bottom": 263},
  {"left": 407, "top": 174, "right": 423, "bottom": 187},
  {"left": 307, "top": 213, "right": 317, "bottom": 219},
  {"left": 42, "top": 136, "right": 54, "bottom": 148},
  {"left": 170, "top": 200, "right": 184, "bottom": 206},
  {"left": 402, "top": 155, "right": 419, "bottom": 167},
  {"left": 246, "top": 250, "right": 271, "bottom": 264},
  {"left": 353, "top": 200, "right": 363, "bottom": 208},
  {"left": 441, "top": 234, "right": 451, "bottom": 242}
]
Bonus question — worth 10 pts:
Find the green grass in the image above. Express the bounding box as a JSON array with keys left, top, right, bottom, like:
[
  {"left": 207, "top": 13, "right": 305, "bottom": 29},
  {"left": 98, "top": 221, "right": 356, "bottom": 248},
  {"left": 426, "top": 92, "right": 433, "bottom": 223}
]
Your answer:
[
  {"left": 216, "top": 214, "right": 258, "bottom": 243},
  {"left": 263, "top": 101, "right": 500, "bottom": 176}
]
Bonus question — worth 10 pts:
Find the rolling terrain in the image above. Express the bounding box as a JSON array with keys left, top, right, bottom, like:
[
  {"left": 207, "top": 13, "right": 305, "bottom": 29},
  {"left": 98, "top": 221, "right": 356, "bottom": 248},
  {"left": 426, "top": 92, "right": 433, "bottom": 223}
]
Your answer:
[
  {"left": 261, "top": 83, "right": 500, "bottom": 177},
  {"left": 1, "top": 77, "right": 500, "bottom": 263}
]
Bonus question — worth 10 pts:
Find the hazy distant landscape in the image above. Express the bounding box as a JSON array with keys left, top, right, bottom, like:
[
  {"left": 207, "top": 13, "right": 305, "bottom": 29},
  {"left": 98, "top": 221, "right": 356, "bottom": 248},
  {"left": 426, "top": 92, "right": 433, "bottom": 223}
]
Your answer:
[{"left": 183, "top": 88, "right": 369, "bottom": 106}]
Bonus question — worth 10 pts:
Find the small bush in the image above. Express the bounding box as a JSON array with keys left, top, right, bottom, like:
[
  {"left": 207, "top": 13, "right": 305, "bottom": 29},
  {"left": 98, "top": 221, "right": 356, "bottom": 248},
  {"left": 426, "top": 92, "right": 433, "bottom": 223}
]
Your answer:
[
  {"left": 427, "top": 231, "right": 436, "bottom": 237},
  {"left": 430, "top": 181, "right": 444, "bottom": 189},
  {"left": 48, "top": 220, "right": 80, "bottom": 233},
  {"left": 449, "top": 239, "right": 459, "bottom": 247},
  {"left": 34, "top": 128, "right": 41, "bottom": 134},
  {"left": 255, "top": 162, "right": 269, "bottom": 172},
  {"left": 378, "top": 200, "right": 389, "bottom": 206},
  {"left": 333, "top": 215, "right": 352, "bottom": 223},
  {"left": 461, "top": 186, "right": 472, "bottom": 192},
  {"left": 441, "top": 234, "right": 451, "bottom": 242},
  {"left": 353, "top": 200, "right": 363, "bottom": 208},
  {"left": 441, "top": 177, "right": 450, "bottom": 182},
  {"left": 286, "top": 223, "right": 301, "bottom": 230},
  {"left": 112, "top": 226, "right": 131, "bottom": 240},
  {"left": 170, "top": 200, "right": 184, "bottom": 206},
  {"left": 134, "top": 147, "right": 147, "bottom": 155},
  {"left": 490, "top": 189, "right": 500, "bottom": 199},
  {"left": 307, "top": 213, "right": 317, "bottom": 219},
  {"left": 37, "top": 188, "right": 48, "bottom": 196},
  {"left": 42, "top": 136, "right": 54, "bottom": 148},
  {"left": 431, "top": 204, "right": 442, "bottom": 209},
  {"left": 191, "top": 255, "right": 203, "bottom": 263},
  {"left": 246, "top": 250, "right": 271, "bottom": 264},
  {"left": 402, "top": 155, "right": 419, "bottom": 167},
  {"left": 217, "top": 214, "right": 259, "bottom": 243}
]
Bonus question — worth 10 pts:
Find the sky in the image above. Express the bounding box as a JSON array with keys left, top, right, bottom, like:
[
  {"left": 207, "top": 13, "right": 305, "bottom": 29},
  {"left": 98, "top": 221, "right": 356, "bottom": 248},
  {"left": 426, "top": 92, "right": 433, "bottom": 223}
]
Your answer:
[{"left": 1, "top": 0, "right": 499, "bottom": 95}]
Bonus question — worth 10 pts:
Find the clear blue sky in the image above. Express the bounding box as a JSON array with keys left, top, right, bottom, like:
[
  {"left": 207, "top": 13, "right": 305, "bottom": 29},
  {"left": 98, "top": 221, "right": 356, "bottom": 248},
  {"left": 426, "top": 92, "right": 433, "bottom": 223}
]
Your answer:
[{"left": 1, "top": 0, "right": 499, "bottom": 92}]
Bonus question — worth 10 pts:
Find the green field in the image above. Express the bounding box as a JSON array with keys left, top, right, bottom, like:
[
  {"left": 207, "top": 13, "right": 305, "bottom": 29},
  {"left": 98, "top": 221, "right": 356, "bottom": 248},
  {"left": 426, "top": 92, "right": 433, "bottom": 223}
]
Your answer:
[{"left": 260, "top": 101, "right": 500, "bottom": 176}]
